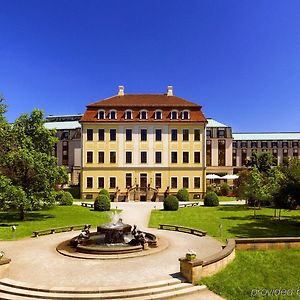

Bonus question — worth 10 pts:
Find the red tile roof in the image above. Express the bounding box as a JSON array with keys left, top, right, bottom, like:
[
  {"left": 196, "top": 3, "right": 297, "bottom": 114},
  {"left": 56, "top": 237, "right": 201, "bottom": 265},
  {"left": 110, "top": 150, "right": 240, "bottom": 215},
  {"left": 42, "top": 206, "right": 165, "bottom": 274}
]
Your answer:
[
  {"left": 81, "top": 94, "right": 207, "bottom": 123},
  {"left": 87, "top": 94, "right": 201, "bottom": 108}
]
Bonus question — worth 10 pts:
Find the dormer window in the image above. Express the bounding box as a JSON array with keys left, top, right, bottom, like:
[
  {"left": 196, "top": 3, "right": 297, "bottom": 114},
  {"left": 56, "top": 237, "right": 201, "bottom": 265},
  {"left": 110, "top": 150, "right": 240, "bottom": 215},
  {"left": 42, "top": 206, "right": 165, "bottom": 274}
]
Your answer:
[
  {"left": 98, "top": 110, "right": 105, "bottom": 120},
  {"left": 155, "top": 110, "right": 162, "bottom": 120},
  {"left": 109, "top": 110, "right": 117, "bottom": 120},
  {"left": 140, "top": 110, "right": 148, "bottom": 120},
  {"left": 171, "top": 110, "right": 178, "bottom": 120},
  {"left": 182, "top": 110, "right": 190, "bottom": 120},
  {"left": 125, "top": 110, "right": 132, "bottom": 120}
]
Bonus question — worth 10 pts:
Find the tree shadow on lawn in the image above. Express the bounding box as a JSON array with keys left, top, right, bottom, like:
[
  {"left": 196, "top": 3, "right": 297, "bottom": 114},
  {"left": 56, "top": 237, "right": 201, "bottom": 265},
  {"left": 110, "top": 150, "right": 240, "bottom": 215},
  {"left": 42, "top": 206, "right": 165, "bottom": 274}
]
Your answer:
[
  {"left": 223, "top": 216, "right": 300, "bottom": 238},
  {"left": 0, "top": 211, "right": 55, "bottom": 224},
  {"left": 217, "top": 205, "right": 249, "bottom": 212}
]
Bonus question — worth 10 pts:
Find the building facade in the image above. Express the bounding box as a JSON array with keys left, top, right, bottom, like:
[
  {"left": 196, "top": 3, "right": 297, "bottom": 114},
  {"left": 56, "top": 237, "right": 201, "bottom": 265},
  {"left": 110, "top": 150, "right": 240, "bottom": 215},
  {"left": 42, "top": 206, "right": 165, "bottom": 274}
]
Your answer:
[
  {"left": 80, "top": 86, "right": 207, "bottom": 200},
  {"left": 44, "top": 88, "right": 300, "bottom": 197},
  {"left": 44, "top": 114, "right": 82, "bottom": 185}
]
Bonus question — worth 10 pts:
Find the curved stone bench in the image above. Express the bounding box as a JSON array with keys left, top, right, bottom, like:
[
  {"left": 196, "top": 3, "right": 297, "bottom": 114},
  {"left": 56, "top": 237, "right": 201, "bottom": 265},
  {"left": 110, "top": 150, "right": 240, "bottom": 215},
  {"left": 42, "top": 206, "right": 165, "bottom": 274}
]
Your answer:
[
  {"left": 0, "top": 258, "right": 11, "bottom": 278},
  {"left": 33, "top": 224, "right": 90, "bottom": 237},
  {"left": 179, "top": 239, "right": 236, "bottom": 284},
  {"left": 159, "top": 224, "right": 207, "bottom": 237}
]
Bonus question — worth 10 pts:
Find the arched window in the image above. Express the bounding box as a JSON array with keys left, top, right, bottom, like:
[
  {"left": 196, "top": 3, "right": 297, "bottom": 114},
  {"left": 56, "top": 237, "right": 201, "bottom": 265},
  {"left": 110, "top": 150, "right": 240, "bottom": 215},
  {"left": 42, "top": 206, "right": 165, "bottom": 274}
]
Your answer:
[
  {"left": 109, "top": 110, "right": 117, "bottom": 120},
  {"left": 155, "top": 110, "right": 162, "bottom": 120},
  {"left": 98, "top": 110, "right": 105, "bottom": 120},
  {"left": 182, "top": 110, "right": 190, "bottom": 120},
  {"left": 125, "top": 110, "right": 133, "bottom": 120},
  {"left": 140, "top": 110, "right": 148, "bottom": 120},
  {"left": 170, "top": 110, "right": 178, "bottom": 120}
]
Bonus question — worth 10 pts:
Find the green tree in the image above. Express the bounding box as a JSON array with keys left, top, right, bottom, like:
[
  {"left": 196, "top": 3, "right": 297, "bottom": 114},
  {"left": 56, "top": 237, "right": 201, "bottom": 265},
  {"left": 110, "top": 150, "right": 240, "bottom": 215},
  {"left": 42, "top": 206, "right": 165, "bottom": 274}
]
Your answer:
[
  {"left": 274, "top": 158, "right": 300, "bottom": 212},
  {"left": 247, "top": 151, "right": 276, "bottom": 173},
  {"left": 241, "top": 167, "right": 284, "bottom": 217},
  {"left": 0, "top": 109, "right": 68, "bottom": 220}
]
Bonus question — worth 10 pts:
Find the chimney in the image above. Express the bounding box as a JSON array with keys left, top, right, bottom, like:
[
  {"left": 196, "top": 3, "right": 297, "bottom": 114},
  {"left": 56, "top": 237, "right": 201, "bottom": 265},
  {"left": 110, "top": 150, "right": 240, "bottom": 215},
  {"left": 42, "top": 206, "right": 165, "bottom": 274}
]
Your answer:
[
  {"left": 118, "top": 85, "right": 125, "bottom": 96},
  {"left": 167, "top": 85, "right": 173, "bottom": 96}
]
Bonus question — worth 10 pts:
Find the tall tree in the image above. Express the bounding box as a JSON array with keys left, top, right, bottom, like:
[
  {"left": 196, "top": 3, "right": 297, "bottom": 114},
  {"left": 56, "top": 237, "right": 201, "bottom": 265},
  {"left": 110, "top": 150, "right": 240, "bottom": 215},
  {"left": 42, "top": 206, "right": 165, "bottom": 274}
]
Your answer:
[
  {"left": 0, "top": 109, "right": 68, "bottom": 220},
  {"left": 247, "top": 151, "right": 276, "bottom": 173}
]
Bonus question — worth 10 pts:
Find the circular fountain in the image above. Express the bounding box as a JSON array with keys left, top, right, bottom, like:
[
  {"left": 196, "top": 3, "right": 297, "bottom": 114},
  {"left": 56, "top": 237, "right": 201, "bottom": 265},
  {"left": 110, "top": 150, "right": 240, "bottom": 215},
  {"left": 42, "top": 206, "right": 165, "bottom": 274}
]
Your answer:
[{"left": 68, "top": 212, "right": 158, "bottom": 256}]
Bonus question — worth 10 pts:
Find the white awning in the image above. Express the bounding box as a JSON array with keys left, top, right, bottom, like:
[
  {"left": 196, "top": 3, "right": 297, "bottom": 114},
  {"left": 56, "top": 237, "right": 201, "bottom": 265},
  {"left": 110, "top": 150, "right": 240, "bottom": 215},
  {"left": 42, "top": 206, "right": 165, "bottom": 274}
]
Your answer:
[
  {"left": 222, "top": 174, "right": 239, "bottom": 180},
  {"left": 206, "top": 174, "right": 221, "bottom": 179}
]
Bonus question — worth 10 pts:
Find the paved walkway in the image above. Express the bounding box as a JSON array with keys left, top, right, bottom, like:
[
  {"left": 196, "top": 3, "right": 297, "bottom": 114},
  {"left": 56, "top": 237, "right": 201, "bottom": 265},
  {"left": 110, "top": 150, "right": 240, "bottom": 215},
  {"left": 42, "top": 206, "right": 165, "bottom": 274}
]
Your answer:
[{"left": 0, "top": 202, "right": 226, "bottom": 299}]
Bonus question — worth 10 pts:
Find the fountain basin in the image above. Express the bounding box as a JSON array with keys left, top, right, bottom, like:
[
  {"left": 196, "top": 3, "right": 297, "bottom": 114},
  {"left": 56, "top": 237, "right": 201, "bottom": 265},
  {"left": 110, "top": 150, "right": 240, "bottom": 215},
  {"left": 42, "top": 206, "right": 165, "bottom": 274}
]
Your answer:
[{"left": 97, "top": 223, "right": 132, "bottom": 244}]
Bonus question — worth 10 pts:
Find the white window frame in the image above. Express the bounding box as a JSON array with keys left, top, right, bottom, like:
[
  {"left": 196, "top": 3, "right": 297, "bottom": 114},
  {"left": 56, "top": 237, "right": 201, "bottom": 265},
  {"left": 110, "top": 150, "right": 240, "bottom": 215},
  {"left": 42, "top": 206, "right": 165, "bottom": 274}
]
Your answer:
[
  {"left": 125, "top": 172, "right": 133, "bottom": 189},
  {"left": 86, "top": 150, "right": 94, "bottom": 164},
  {"left": 109, "top": 109, "right": 117, "bottom": 120},
  {"left": 182, "top": 176, "right": 189, "bottom": 189},
  {"left": 97, "top": 176, "right": 105, "bottom": 189},
  {"left": 170, "top": 176, "right": 178, "bottom": 189},
  {"left": 125, "top": 110, "right": 133, "bottom": 120},
  {"left": 140, "top": 110, "right": 148, "bottom": 120},
  {"left": 182, "top": 110, "right": 190, "bottom": 120},
  {"left": 109, "top": 176, "right": 117, "bottom": 189},
  {"left": 98, "top": 110, "right": 106, "bottom": 120},
  {"left": 86, "top": 176, "right": 93, "bottom": 189},
  {"left": 170, "top": 110, "right": 178, "bottom": 120},
  {"left": 194, "top": 176, "right": 201, "bottom": 189},
  {"left": 155, "top": 110, "right": 163, "bottom": 120},
  {"left": 155, "top": 173, "right": 162, "bottom": 189}
]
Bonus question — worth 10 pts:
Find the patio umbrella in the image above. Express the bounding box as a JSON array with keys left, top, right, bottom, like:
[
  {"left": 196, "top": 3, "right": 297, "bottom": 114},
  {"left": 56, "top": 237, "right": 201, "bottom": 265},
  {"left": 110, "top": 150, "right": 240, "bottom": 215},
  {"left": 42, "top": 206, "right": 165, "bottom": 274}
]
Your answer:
[
  {"left": 221, "top": 174, "right": 239, "bottom": 180},
  {"left": 206, "top": 174, "right": 221, "bottom": 179}
]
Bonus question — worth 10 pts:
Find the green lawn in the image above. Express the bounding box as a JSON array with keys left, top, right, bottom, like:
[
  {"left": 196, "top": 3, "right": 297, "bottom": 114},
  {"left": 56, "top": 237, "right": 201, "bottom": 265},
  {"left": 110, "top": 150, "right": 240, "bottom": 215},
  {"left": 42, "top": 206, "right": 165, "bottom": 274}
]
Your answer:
[
  {"left": 0, "top": 205, "right": 117, "bottom": 240},
  {"left": 201, "top": 249, "right": 300, "bottom": 300},
  {"left": 149, "top": 205, "right": 300, "bottom": 242},
  {"left": 217, "top": 196, "right": 238, "bottom": 202}
]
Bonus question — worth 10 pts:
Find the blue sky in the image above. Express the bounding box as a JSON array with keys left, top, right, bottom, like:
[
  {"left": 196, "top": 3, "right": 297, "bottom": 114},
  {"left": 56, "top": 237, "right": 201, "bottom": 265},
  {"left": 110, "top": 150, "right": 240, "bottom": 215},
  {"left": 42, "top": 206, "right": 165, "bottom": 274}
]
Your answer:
[{"left": 0, "top": 0, "right": 300, "bottom": 132}]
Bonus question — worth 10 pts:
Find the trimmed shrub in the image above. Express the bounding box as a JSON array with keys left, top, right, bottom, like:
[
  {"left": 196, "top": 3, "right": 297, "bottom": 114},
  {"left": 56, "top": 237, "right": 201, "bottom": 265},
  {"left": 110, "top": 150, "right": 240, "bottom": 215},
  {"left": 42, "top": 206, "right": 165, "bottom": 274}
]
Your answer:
[
  {"left": 164, "top": 195, "right": 179, "bottom": 211},
  {"left": 204, "top": 192, "right": 219, "bottom": 207},
  {"left": 176, "top": 188, "right": 189, "bottom": 201},
  {"left": 94, "top": 194, "right": 111, "bottom": 211},
  {"left": 99, "top": 188, "right": 110, "bottom": 198},
  {"left": 64, "top": 186, "right": 80, "bottom": 199},
  {"left": 57, "top": 191, "right": 73, "bottom": 206},
  {"left": 220, "top": 183, "right": 230, "bottom": 196}
]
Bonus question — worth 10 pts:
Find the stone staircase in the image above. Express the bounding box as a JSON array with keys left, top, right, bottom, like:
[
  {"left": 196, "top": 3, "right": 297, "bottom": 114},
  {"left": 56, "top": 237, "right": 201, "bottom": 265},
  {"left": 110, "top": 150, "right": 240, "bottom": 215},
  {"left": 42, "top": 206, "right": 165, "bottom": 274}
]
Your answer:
[{"left": 0, "top": 278, "right": 207, "bottom": 300}]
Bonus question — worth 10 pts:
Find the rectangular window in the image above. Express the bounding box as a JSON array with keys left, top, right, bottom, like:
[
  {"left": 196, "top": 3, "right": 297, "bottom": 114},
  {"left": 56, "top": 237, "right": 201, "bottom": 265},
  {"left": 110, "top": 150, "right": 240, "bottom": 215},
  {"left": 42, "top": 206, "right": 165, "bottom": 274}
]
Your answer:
[
  {"left": 141, "top": 129, "right": 147, "bottom": 141},
  {"left": 292, "top": 141, "right": 299, "bottom": 148},
  {"left": 218, "top": 130, "right": 225, "bottom": 138},
  {"left": 182, "top": 129, "right": 189, "bottom": 141},
  {"left": 61, "top": 130, "right": 69, "bottom": 140},
  {"left": 125, "top": 173, "right": 132, "bottom": 188},
  {"left": 171, "top": 151, "right": 178, "bottom": 163},
  {"left": 183, "top": 151, "right": 189, "bottom": 163},
  {"left": 109, "top": 177, "right": 116, "bottom": 189},
  {"left": 232, "top": 141, "right": 237, "bottom": 148},
  {"left": 261, "top": 141, "right": 268, "bottom": 148},
  {"left": 241, "top": 149, "right": 247, "bottom": 166},
  {"left": 110, "top": 152, "right": 116, "bottom": 163},
  {"left": 206, "top": 130, "right": 211, "bottom": 138},
  {"left": 98, "top": 177, "right": 104, "bottom": 189},
  {"left": 206, "top": 141, "right": 212, "bottom": 167},
  {"left": 194, "top": 129, "right": 201, "bottom": 141},
  {"left": 183, "top": 177, "right": 189, "bottom": 189},
  {"left": 125, "top": 151, "right": 132, "bottom": 164},
  {"left": 87, "top": 129, "right": 93, "bottom": 141},
  {"left": 141, "top": 152, "right": 147, "bottom": 164},
  {"left": 171, "top": 129, "right": 177, "bottom": 141},
  {"left": 110, "top": 129, "right": 116, "bottom": 141},
  {"left": 87, "top": 177, "right": 93, "bottom": 188},
  {"left": 155, "top": 129, "right": 162, "bottom": 141},
  {"left": 155, "top": 173, "right": 162, "bottom": 189},
  {"left": 232, "top": 149, "right": 237, "bottom": 167},
  {"left": 218, "top": 140, "right": 225, "bottom": 166},
  {"left": 62, "top": 141, "right": 68, "bottom": 165},
  {"left": 251, "top": 142, "right": 257, "bottom": 148},
  {"left": 282, "top": 142, "right": 289, "bottom": 148},
  {"left": 87, "top": 151, "right": 93, "bottom": 163},
  {"left": 126, "top": 129, "right": 132, "bottom": 141},
  {"left": 171, "top": 177, "right": 177, "bottom": 189},
  {"left": 98, "top": 129, "right": 105, "bottom": 141},
  {"left": 194, "top": 177, "right": 201, "bottom": 189},
  {"left": 98, "top": 151, "right": 104, "bottom": 163},
  {"left": 155, "top": 151, "right": 162, "bottom": 164},
  {"left": 194, "top": 152, "right": 201, "bottom": 164}
]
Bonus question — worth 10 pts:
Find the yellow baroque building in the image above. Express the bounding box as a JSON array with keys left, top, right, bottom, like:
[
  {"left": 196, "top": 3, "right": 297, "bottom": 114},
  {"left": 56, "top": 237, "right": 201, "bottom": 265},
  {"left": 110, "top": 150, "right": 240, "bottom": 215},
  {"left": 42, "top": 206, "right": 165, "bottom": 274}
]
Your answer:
[{"left": 80, "top": 86, "right": 207, "bottom": 201}]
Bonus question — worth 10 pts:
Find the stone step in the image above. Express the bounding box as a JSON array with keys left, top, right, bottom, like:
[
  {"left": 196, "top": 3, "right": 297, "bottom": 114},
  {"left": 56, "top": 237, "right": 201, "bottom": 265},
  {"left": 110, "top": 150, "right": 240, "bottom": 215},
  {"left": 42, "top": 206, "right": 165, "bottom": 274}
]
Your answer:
[
  {"left": 0, "top": 279, "right": 207, "bottom": 300},
  {"left": 0, "top": 278, "right": 180, "bottom": 294}
]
